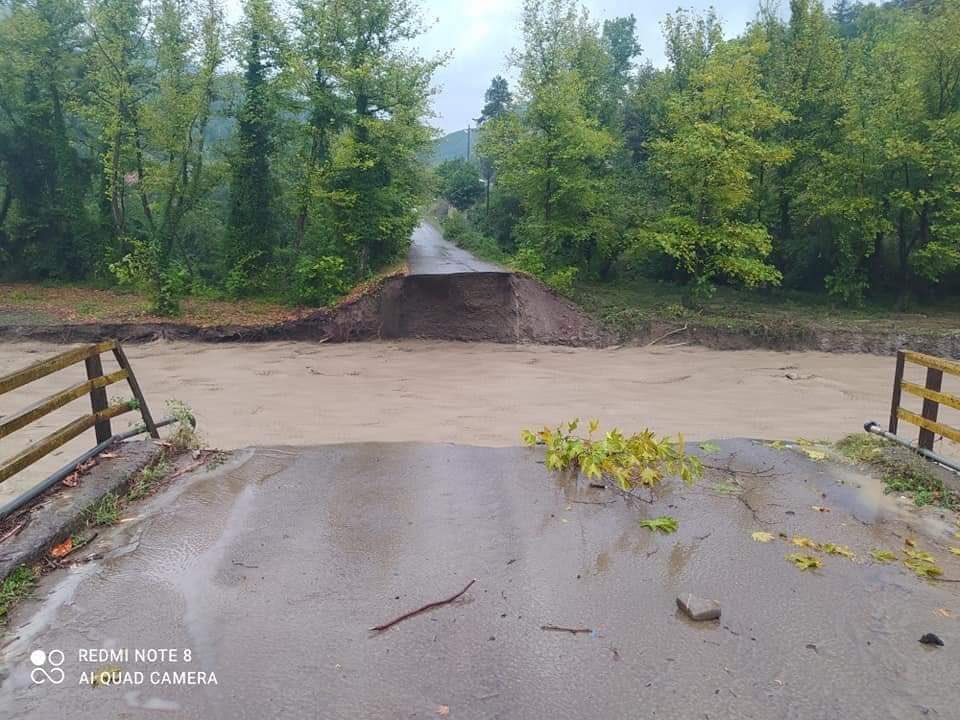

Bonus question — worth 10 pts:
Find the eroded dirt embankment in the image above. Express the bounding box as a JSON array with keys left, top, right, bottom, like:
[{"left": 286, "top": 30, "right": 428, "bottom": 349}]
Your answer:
[
  {"left": 4, "top": 272, "right": 960, "bottom": 356},
  {"left": 0, "top": 273, "right": 611, "bottom": 347}
]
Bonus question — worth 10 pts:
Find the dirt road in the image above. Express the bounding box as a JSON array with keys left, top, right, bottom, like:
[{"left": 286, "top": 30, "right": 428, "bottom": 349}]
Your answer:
[
  {"left": 407, "top": 221, "right": 504, "bottom": 274},
  {"left": 3, "top": 440, "right": 959, "bottom": 718},
  {"left": 0, "top": 339, "right": 928, "bottom": 504}
]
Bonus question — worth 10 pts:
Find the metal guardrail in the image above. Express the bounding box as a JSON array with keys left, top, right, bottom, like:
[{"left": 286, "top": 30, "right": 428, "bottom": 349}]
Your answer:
[
  {"left": 0, "top": 340, "right": 159, "bottom": 485},
  {"left": 888, "top": 350, "right": 960, "bottom": 450}
]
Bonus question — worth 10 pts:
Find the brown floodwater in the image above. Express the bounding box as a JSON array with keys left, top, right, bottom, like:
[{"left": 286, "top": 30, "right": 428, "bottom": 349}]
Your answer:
[{"left": 0, "top": 339, "right": 952, "bottom": 504}]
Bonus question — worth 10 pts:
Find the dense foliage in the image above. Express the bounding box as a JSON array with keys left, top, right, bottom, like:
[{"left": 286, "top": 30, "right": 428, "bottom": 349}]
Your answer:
[
  {"left": 462, "top": 0, "right": 960, "bottom": 308},
  {"left": 0, "top": 0, "right": 442, "bottom": 312}
]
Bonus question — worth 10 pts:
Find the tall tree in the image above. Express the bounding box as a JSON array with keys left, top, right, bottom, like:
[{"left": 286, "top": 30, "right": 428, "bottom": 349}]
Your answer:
[
  {"left": 477, "top": 75, "right": 512, "bottom": 125},
  {"left": 113, "top": 0, "right": 224, "bottom": 312},
  {"left": 476, "top": 75, "right": 512, "bottom": 213},
  {"left": 639, "top": 38, "right": 792, "bottom": 305},
  {"left": 323, "top": 0, "right": 444, "bottom": 275},
  {"left": 84, "top": 0, "right": 152, "bottom": 251},
  {"left": 0, "top": 0, "right": 92, "bottom": 279},
  {"left": 226, "top": 0, "right": 286, "bottom": 294},
  {"left": 480, "top": 0, "right": 621, "bottom": 275}
]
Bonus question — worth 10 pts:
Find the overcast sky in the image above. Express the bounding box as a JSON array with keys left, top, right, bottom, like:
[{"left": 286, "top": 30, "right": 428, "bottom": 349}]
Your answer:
[
  {"left": 418, "top": 1, "right": 762, "bottom": 133},
  {"left": 225, "top": 1, "right": 764, "bottom": 134}
]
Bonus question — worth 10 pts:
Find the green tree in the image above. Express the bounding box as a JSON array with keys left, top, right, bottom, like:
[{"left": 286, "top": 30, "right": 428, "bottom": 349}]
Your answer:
[
  {"left": 436, "top": 158, "right": 482, "bottom": 210},
  {"left": 323, "top": 0, "right": 444, "bottom": 275},
  {"left": 478, "top": 75, "right": 512, "bottom": 124},
  {"left": 476, "top": 75, "right": 513, "bottom": 214},
  {"left": 226, "top": 0, "right": 286, "bottom": 295},
  {"left": 639, "top": 39, "right": 792, "bottom": 305},
  {"left": 0, "top": 0, "right": 92, "bottom": 279},
  {"left": 756, "top": 0, "right": 847, "bottom": 294},
  {"left": 480, "top": 0, "right": 621, "bottom": 276},
  {"left": 110, "top": 0, "right": 225, "bottom": 313},
  {"left": 84, "top": 0, "right": 153, "bottom": 256}
]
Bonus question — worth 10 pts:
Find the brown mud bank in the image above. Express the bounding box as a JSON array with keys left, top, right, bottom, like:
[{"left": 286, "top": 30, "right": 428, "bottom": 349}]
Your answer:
[
  {"left": 3, "top": 273, "right": 960, "bottom": 356},
  {"left": 0, "top": 273, "right": 610, "bottom": 347},
  {"left": 632, "top": 317, "right": 960, "bottom": 358}
]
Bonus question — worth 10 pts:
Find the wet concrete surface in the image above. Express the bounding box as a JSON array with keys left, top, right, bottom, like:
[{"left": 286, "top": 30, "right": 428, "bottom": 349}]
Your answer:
[
  {"left": 408, "top": 222, "right": 504, "bottom": 275},
  {"left": 3, "top": 440, "right": 960, "bottom": 719}
]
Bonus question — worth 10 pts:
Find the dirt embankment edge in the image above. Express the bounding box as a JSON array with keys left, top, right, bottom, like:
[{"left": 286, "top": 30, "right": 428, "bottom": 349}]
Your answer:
[
  {"left": 3, "top": 273, "right": 959, "bottom": 357},
  {"left": 0, "top": 273, "right": 612, "bottom": 347}
]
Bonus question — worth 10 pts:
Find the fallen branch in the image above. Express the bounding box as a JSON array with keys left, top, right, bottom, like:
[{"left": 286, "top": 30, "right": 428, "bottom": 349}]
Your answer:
[
  {"left": 163, "top": 453, "right": 215, "bottom": 484},
  {"left": 569, "top": 499, "right": 616, "bottom": 505},
  {"left": 645, "top": 325, "right": 688, "bottom": 348},
  {"left": 540, "top": 624, "right": 592, "bottom": 634},
  {"left": 0, "top": 519, "right": 27, "bottom": 544},
  {"left": 369, "top": 579, "right": 476, "bottom": 632}
]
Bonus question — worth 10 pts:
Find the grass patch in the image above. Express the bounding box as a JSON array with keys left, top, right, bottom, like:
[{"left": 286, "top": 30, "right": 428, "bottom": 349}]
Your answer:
[
  {"left": 835, "top": 433, "right": 960, "bottom": 509},
  {"left": 86, "top": 492, "right": 121, "bottom": 526},
  {"left": 0, "top": 566, "right": 38, "bottom": 624},
  {"left": 570, "top": 278, "right": 960, "bottom": 341},
  {"left": 127, "top": 459, "right": 171, "bottom": 501}
]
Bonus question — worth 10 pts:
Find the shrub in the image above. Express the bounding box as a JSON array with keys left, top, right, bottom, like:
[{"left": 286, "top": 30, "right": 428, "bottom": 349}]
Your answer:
[{"left": 294, "top": 255, "right": 349, "bottom": 306}]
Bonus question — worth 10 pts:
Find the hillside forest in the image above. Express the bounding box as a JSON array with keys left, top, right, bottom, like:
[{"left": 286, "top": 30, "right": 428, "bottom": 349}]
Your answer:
[
  {"left": 1, "top": 0, "right": 959, "bottom": 315},
  {"left": 439, "top": 0, "right": 960, "bottom": 308}
]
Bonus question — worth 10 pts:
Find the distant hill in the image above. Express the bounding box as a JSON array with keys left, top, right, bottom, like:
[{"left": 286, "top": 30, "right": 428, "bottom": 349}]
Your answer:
[{"left": 430, "top": 128, "right": 480, "bottom": 165}]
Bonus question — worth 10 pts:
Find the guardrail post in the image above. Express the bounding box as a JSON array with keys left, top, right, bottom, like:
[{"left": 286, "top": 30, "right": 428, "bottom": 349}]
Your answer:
[
  {"left": 112, "top": 345, "right": 159, "bottom": 438},
  {"left": 919, "top": 366, "right": 944, "bottom": 451},
  {"left": 889, "top": 350, "right": 905, "bottom": 434},
  {"left": 84, "top": 354, "right": 112, "bottom": 443}
]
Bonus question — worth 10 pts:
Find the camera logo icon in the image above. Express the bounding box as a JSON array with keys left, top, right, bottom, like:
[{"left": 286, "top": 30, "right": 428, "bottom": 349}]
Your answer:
[{"left": 30, "top": 649, "right": 65, "bottom": 685}]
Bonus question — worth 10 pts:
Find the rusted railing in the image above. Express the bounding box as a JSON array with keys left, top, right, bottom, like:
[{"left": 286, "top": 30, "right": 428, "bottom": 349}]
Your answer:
[
  {"left": 888, "top": 350, "right": 960, "bottom": 450},
  {"left": 0, "top": 340, "right": 158, "bottom": 485}
]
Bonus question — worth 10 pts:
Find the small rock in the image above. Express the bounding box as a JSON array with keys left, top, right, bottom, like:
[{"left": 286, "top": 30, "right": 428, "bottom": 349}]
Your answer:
[
  {"left": 920, "top": 633, "right": 944, "bottom": 647},
  {"left": 677, "top": 593, "right": 721, "bottom": 621}
]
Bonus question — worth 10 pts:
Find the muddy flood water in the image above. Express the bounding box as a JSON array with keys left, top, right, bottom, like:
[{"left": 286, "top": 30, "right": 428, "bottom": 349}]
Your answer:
[{"left": 0, "top": 339, "right": 950, "bottom": 503}]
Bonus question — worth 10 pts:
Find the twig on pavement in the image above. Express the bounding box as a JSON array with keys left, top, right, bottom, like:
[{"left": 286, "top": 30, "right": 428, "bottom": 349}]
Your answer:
[{"left": 369, "top": 579, "right": 477, "bottom": 632}]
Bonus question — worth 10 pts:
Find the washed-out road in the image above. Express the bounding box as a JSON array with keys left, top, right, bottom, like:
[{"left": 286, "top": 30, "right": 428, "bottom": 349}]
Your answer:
[
  {"left": 2, "top": 439, "right": 960, "bottom": 718},
  {"left": 407, "top": 221, "right": 504, "bottom": 275}
]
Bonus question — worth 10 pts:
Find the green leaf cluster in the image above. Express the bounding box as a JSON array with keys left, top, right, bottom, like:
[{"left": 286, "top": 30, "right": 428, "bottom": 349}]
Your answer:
[{"left": 521, "top": 418, "right": 703, "bottom": 491}]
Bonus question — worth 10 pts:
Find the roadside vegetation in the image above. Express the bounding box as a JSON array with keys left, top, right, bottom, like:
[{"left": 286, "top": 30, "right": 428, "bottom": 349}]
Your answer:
[
  {"left": 436, "top": 0, "right": 960, "bottom": 321},
  {"left": 0, "top": 0, "right": 440, "bottom": 315},
  {"left": 835, "top": 433, "right": 960, "bottom": 509},
  {"left": 0, "top": 566, "right": 38, "bottom": 625}
]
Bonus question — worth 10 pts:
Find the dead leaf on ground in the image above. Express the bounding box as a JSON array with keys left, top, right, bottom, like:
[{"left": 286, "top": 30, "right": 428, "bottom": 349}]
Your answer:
[
  {"left": 61, "top": 472, "right": 80, "bottom": 488},
  {"left": 949, "top": 547, "right": 960, "bottom": 557},
  {"left": 935, "top": 608, "right": 954, "bottom": 618},
  {"left": 752, "top": 531, "right": 776, "bottom": 543},
  {"left": 811, "top": 505, "right": 830, "bottom": 512},
  {"left": 436, "top": 705, "right": 450, "bottom": 717},
  {"left": 801, "top": 449, "right": 827, "bottom": 462},
  {"left": 791, "top": 536, "right": 820, "bottom": 550},
  {"left": 99, "top": 452, "right": 118, "bottom": 459},
  {"left": 905, "top": 538, "right": 916, "bottom": 547},
  {"left": 50, "top": 537, "right": 73, "bottom": 558}
]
